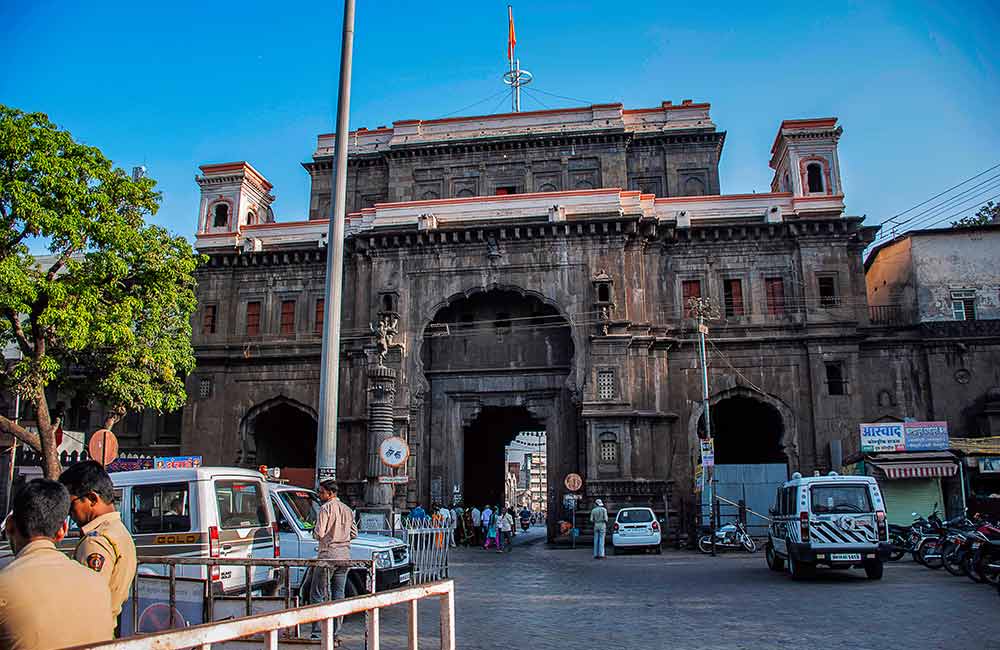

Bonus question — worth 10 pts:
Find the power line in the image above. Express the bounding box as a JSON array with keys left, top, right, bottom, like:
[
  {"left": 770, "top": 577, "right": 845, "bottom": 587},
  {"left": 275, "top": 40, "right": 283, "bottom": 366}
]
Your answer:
[
  {"left": 880, "top": 163, "right": 1000, "bottom": 228},
  {"left": 437, "top": 89, "right": 511, "bottom": 119},
  {"left": 871, "top": 178, "right": 1000, "bottom": 244},
  {"left": 527, "top": 87, "right": 593, "bottom": 106}
]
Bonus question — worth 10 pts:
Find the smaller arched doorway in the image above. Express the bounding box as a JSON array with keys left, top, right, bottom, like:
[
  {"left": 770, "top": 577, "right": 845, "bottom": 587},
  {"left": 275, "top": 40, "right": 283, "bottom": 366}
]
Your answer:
[{"left": 241, "top": 398, "right": 317, "bottom": 469}]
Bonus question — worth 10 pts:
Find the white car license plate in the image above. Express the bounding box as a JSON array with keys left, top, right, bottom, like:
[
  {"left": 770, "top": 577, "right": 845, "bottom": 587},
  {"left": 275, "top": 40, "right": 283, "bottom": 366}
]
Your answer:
[
  {"left": 398, "top": 572, "right": 410, "bottom": 583},
  {"left": 830, "top": 553, "right": 861, "bottom": 561}
]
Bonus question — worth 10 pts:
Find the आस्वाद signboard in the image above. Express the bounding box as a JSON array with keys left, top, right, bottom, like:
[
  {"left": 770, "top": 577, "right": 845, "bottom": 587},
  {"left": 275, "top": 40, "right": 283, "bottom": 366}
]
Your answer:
[{"left": 859, "top": 421, "right": 948, "bottom": 453}]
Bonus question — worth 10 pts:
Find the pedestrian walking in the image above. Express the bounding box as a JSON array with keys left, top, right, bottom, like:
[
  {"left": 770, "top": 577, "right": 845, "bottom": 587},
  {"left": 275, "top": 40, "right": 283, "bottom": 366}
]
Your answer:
[
  {"left": 480, "top": 504, "right": 493, "bottom": 548},
  {"left": 0, "top": 479, "right": 115, "bottom": 650},
  {"left": 309, "top": 480, "right": 358, "bottom": 644},
  {"left": 498, "top": 506, "right": 514, "bottom": 551},
  {"left": 470, "top": 506, "right": 482, "bottom": 546},
  {"left": 410, "top": 503, "right": 427, "bottom": 521},
  {"left": 460, "top": 508, "right": 475, "bottom": 546},
  {"left": 483, "top": 506, "right": 499, "bottom": 550},
  {"left": 438, "top": 503, "right": 455, "bottom": 547},
  {"left": 590, "top": 499, "right": 609, "bottom": 559},
  {"left": 59, "top": 460, "right": 138, "bottom": 630}
]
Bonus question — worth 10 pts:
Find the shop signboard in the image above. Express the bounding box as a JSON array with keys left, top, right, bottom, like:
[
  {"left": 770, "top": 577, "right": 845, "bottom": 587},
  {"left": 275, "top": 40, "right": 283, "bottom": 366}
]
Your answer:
[
  {"left": 154, "top": 456, "right": 203, "bottom": 469},
  {"left": 980, "top": 457, "right": 1000, "bottom": 473},
  {"left": 860, "top": 421, "right": 949, "bottom": 453}
]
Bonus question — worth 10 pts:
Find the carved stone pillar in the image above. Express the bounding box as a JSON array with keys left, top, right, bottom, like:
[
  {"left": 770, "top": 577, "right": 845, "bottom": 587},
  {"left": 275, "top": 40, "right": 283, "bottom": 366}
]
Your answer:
[{"left": 365, "top": 363, "right": 397, "bottom": 506}]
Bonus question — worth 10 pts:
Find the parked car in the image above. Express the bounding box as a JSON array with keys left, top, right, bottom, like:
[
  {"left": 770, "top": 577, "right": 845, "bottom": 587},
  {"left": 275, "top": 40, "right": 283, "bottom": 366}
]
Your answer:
[
  {"left": 765, "top": 472, "right": 892, "bottom": 580},
  {"left": 109, "top": 467, "right": 279, "bottom": 594},
  {"left": 610, "top": 507, "right": 662, "bottom": 554},
  {"left": 267, "top": 483, "right": 411, "bottom": 595}
]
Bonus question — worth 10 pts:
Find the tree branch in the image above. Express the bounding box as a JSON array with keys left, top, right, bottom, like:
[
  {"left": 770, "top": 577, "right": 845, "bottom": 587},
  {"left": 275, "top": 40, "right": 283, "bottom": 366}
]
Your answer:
[
  {"left": 0, "top": 415, "right": 42, "bottom": 451},
  {"left": 103, "top": 405, "right": 126, "bottom": 430},
  {"left": 45, "top": 246, "right": 76, "bottom": 282},
  {"left": 2, "top": 308, "right": 33, "bottom": 357}
]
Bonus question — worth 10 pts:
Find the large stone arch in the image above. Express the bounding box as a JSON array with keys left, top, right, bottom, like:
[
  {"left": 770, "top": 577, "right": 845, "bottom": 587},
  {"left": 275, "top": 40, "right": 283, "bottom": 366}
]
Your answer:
[
  {"left": 238, "top": 395, "right": 318, "bottom": 467},
  {"left": 410, "top": 282, "right": 584, "bottom": 395},
  {"left": 687, "top": 386, "right": 800, "bottom": 468},
  {"left": 409, "top": 284, "right": 580, "bottom": 539}
]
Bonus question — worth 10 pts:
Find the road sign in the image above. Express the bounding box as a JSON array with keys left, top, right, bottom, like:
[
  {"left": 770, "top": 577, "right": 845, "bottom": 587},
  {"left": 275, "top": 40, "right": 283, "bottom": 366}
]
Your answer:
[
  {"left": 88, "top": 429, "right": 119, "bottom": 466},
  {"left": 379, "top": 436, "right": 410, "bottom": 468},
  {"left": 564, "top": 473, "right": 583, "bottom": 491},
  {"left": 378, "top": 475, "right": 409, "bottom": 484}
]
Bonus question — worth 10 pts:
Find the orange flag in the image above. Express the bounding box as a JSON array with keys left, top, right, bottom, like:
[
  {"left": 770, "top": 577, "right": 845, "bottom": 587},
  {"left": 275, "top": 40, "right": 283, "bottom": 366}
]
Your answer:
[{"left": 507, "top": 5, "right": 517, "bottom": 63}]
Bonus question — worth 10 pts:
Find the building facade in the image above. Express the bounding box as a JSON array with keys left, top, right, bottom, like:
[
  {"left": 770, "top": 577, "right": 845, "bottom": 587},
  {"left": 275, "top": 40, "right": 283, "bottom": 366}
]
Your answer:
[{"left": 184, "top": 101, "right": 883, "bottom": 538}]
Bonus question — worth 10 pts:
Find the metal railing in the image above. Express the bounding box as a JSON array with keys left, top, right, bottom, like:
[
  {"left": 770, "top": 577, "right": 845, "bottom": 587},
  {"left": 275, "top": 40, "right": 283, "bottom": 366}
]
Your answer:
[
  {"left": 129, "top": 556, "right": 375, "bottom": 637},
  {"left": 73, "top": 579, "right": 456, "bottom": 650},
  {"left": 401, "top": 519, "right": 452, "bottom": 584}
]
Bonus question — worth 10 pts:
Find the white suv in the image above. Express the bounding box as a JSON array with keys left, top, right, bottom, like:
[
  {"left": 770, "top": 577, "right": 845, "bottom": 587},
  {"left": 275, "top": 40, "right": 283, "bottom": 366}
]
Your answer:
[
  {"left": 611, "top": 507, "right": 662, "bottom": 554},
  {"left": 765, "top": 472, "right": 891, "bottom": 580},
  {"left": 268, "top": 484, "right": 411, "bottom": 594}
]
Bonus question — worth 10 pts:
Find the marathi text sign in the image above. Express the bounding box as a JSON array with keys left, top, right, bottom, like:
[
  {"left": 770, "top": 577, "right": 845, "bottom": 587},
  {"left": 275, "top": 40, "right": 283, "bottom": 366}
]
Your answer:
[
  {"left": 154, "top": 456, "right": 203, "bottom": 469},
  {"left": 860, "top": 422, "right": 948, "bottom": 452}
]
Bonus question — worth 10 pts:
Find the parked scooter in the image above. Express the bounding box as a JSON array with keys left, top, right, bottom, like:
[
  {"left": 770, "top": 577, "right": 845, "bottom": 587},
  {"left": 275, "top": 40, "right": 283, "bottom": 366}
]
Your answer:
[{"left": 698, "top": 521, "right": 756, "bottom": 554}]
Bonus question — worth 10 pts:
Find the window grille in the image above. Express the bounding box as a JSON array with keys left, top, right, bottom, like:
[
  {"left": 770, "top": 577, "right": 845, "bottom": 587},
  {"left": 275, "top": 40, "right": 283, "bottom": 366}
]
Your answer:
[
  {"left": 597, "top": 370, "right": 615, "bottom": 400},
  {"left": 600, "top": 439, "right": 618, "bottom": 463},
  {"left": 199, "top": 378, "right": 212, "bottom": 400}
]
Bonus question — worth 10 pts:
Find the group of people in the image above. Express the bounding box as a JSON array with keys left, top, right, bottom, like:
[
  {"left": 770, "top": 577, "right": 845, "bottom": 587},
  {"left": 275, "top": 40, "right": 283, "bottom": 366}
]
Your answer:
[
  {"left": 0, "top": 461, "right": 139, "bottom": 650},
  {"left": 408, "top": 502, "right": 541, "bottom": 553}
]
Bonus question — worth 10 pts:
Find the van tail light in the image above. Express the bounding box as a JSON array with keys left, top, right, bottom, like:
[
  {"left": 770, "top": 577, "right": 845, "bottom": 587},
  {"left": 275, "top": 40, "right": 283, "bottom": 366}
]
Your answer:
[
  {"left": 208, "top": 525, "right": 221, "bottom": 581},
  {"left": 876, "top": 511, "right": 887, "bottom": 540},
  {"left": 613, "top": 523, "right": 619, "bottom": 532},
  {"left": 651, "top": 521, "right": 660, "bottom": 531},
  {"left": 800, "top": 512, "right": 810, "bottom": 543},
  {"left": 272, "top": 521, "right": 281, "bottom": 558}
]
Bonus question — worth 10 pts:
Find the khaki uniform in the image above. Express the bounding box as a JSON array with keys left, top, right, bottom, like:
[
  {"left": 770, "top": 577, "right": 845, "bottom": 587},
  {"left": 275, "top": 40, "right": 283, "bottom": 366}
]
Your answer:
[
  {"left": 75, "top": 511, "right": 138, "bottom": 621},
  {"left": 0, "top": 539, "right": 114, "bottom": 650}
]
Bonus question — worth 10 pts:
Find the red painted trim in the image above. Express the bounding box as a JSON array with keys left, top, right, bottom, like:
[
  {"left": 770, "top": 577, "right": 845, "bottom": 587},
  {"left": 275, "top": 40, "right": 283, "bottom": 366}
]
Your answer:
[
  {"left": 793, "top": 194, "right": 844, "bottom": 203},
  {"left": 198, "top": 161, "right": 273, "bottom": 191},
  {"left": 654, "top": 192, "right": 793, "bottom": 204},
  {"left": 197, "top": 232, "right": 239, "bottom": 238},
  {"left": 770, "top": 117, "right": 839, "bottom": 154},
  {"left": 623, "top": 102, "right": 711, "bottom": 114}
]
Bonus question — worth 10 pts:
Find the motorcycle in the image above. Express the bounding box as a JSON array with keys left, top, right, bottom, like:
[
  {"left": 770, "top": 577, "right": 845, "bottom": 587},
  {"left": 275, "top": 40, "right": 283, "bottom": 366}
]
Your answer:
[
  {"left": 943, "top": 516, "right": 1000, "bottom": 577},
  {"left": 967, "top": 537, "right": 1000, "bottom": 585},
  {"left": 698, "top": 521, "right": 756, "bottom": 554}
]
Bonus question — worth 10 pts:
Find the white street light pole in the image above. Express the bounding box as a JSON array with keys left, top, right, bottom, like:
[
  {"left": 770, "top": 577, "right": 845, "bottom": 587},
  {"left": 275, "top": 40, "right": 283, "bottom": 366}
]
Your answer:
[{"left": 315, "top": 0, "right": 356, "bottom": 487}]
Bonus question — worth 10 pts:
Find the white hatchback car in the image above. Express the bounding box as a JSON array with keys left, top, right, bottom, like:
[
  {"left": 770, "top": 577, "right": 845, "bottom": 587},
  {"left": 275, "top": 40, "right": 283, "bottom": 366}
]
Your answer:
[{"left": 611, "top": 507, "right": 662, "bottom": 554}]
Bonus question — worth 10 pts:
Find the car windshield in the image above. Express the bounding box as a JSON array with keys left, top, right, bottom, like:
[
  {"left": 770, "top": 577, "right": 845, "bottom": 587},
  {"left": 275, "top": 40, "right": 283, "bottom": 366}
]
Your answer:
[
  {"left": 810, "top": 485, "right": 873, "bottom": 514},
  {"left": 617, "top": 509, "right": 653, "bottom": 523},
  {"left": 278, "top": 489, "right": 320, "bottom": 531}
]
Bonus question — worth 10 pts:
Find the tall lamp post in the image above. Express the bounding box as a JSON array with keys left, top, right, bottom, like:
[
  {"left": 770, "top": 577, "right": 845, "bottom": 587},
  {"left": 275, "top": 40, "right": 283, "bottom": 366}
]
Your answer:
[{"left": 315, "top": 0, "right": 356, "bottom": 487}]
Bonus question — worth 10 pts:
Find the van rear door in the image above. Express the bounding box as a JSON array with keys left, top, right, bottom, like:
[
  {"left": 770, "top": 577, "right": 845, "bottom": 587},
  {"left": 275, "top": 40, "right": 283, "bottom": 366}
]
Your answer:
[{"left": 213, "top": 478, "right": 274, "bottom": 592}]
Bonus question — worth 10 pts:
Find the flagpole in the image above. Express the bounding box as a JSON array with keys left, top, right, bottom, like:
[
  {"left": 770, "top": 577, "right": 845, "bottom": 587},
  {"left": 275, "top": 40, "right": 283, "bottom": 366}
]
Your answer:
[{"left": 502, "top": 5, "right": 531, "bottom": 113}]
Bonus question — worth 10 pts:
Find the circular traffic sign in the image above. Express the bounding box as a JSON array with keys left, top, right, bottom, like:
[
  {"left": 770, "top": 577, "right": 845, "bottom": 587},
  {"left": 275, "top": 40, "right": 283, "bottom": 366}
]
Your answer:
[
  {"left": 378, "top": 436, "right": 410, "bottom": 468},
  {"left": 564, "top": 473, "right": 583, "bottom": 492},
  {"left": 88, "top": 429, "right": 119, "bottom": 466}
]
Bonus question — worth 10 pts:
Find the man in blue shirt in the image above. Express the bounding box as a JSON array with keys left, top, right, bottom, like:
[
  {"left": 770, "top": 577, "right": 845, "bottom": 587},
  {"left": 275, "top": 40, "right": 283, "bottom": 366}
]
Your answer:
[{"left": 410, "top": 504, "right": 427, "bottom": 520}]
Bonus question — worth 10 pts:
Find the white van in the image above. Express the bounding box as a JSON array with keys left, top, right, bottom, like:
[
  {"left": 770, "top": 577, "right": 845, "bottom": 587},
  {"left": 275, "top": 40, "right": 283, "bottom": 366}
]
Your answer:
[
  {"left": 765, "top": 472, "right": 891, "bottom": 580},
  {"left": 102, "top": 467, "right": 279, "bottom": 594},
  {"left": 267, "top": 483, "right": 411, "bottom": 595}
]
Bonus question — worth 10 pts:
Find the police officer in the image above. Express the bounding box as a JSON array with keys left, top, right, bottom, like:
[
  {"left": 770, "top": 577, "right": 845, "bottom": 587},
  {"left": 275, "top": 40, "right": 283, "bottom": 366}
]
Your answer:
[
  {"left": 59, "top": 460, "right": 138, "bottom": 628},
  {"left": 0, "top": 479, "right": 114, "bottom": 650}
]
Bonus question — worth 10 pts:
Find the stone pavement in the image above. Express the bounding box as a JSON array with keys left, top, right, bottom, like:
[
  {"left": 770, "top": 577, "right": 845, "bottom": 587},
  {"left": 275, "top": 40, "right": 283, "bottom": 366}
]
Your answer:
[{"left": 335, "top": 527, "right": 1000, "bottom": 650}]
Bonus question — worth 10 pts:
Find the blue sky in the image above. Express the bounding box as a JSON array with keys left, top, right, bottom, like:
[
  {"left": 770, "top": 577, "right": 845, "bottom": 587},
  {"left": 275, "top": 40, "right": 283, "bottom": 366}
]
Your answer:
[{"left": 3, "top": 1, "right": 998, "bottom": 243}]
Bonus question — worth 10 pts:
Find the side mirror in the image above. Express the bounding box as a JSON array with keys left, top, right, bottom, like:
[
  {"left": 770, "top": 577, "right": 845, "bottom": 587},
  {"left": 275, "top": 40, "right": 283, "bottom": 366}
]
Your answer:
[
  {"left": 911, "top": 512, "right": 918, "bottom": 517},
  {"left": 768, "top": 507, "right": 777, "bottom": 516},
  {"left": 279, "top": 520, "right": 295, "bottom": 533}
]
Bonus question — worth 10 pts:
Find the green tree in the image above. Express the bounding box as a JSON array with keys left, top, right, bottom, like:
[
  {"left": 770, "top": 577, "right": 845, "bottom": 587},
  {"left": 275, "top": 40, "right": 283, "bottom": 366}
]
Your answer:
[
  {"left": 951, "top": 200, "right": 999, "bottom": 228},
  {"left": 0, "top": 105, "right": 201, "bottom": 478}
]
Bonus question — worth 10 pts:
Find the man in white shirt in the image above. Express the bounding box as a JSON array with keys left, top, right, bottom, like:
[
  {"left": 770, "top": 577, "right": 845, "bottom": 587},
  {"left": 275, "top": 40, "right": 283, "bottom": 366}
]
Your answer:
[{"left": 470, "top": 506, "right": 482, "bottom": 546}]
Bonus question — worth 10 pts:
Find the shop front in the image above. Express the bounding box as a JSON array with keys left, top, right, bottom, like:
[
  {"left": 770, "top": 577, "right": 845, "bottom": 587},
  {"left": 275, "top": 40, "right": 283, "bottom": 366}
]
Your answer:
[{"left": 950, "top": 436, "right": 1000, "bottom": 519}]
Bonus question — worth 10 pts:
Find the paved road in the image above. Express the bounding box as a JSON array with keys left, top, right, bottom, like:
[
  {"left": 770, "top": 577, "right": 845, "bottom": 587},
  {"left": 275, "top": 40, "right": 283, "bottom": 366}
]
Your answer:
[{"left": 336, "top": 532, "right": 1000, "bottom": 650}]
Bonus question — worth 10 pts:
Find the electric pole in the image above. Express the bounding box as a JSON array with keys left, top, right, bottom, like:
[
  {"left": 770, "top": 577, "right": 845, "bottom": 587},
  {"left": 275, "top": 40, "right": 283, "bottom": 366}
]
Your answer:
[
  {"left": 689, "top": 296, "right": 717, "bottom": 552},
  {"left": 315, "top": 0, "right": 356, "bottom": 487}
]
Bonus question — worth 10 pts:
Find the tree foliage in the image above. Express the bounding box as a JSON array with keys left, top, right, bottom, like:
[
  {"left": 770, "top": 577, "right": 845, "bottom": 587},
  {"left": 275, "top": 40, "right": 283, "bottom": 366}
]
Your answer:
[
  {"left": 0, "top": 105, "right": 202, "bottom": 477},
  {"left": 951, "top": 200, "right": 999, "bottom": 228}
]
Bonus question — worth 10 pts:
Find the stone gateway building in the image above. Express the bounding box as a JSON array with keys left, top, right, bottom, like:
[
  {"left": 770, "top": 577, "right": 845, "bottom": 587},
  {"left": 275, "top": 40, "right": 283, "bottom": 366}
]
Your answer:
[{"left": 184, "top": 101, "right": 880, "bottom": 537}]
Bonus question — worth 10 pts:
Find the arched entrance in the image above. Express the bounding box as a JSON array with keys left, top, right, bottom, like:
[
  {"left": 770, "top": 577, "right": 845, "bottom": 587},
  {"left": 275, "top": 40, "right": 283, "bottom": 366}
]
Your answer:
[
  {"left": 240, "top": 397, "right": 317, "bottom": 469},
  {"left": 463, "top": 405, "right": 544, "bottom": 508},
  {"left": 418, "top": 287, "right": 576, "bottom": 539},
  {"left": 711, "top": 396, "right": 785, "bottom": 464},
  {"left": 694, "top": 390, "right": 791, "bottom": 535}
]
